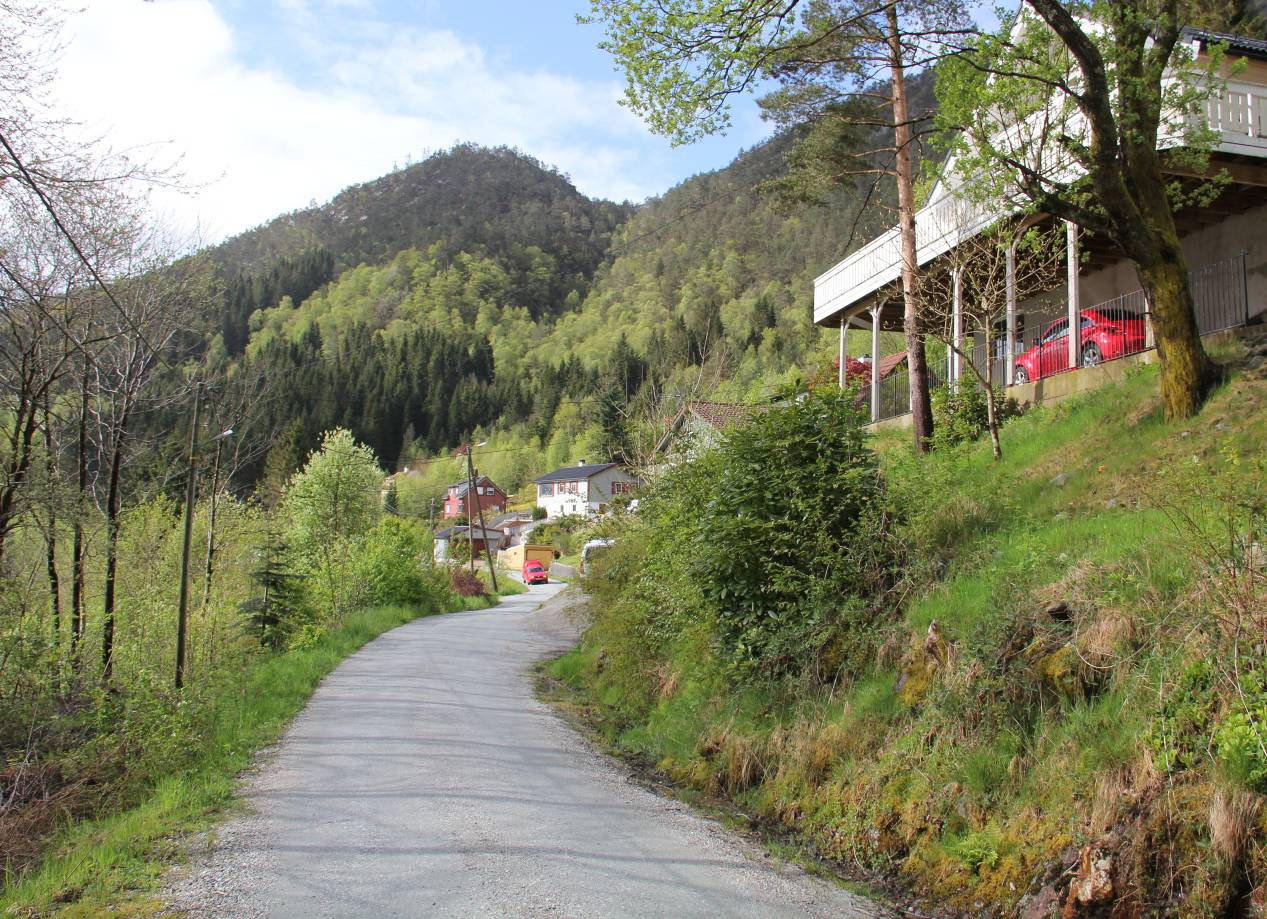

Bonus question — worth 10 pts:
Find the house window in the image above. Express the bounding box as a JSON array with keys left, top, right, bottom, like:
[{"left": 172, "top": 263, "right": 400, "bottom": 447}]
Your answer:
[
  {"left": 538, "top": 484, "right": 554, "bottom": 499},
  {"left": 611, "top": 481, "right": 632, "bottom": 495}
]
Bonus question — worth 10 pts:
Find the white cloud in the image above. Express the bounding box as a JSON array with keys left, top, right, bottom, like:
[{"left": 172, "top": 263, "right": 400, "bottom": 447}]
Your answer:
[{"left": 49, "top": 0, "right": 667, "bottom": 242}]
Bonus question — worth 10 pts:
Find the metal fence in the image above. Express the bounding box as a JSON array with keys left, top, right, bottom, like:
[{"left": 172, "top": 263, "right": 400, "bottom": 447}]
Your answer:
[
  {"left": 1192, "top": 254, "right": 1250, "bottom": 335},
  {"left": 868, "top": 252, "right": 1250, "bottom": 423}
]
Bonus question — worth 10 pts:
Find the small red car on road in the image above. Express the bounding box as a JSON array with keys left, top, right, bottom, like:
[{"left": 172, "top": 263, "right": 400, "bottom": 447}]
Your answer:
[
  {"left": 1014, "top": 308, "right": 1148, "bottom": 384},
  {"left": 522, "top": 561, "right": 549, "bottom": 585}
]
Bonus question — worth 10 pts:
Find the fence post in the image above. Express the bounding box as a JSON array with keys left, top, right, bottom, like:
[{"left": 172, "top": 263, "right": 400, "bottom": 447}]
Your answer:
[
  {"left": 1243, "top": 249, "right": 1251, "bottom": 328},
  {"left": 1066, "top": 221, "right": 1081, "bottom": 369},
  {"left": 869, "top": 304, "right": 882, "bottom": 423},
  {"left": 1005, "top": 241, "right": 1017, "bottom": 385}
]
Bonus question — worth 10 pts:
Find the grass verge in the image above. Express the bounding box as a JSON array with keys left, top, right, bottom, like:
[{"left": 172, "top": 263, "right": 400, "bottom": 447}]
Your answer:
[{"left": 0, "top": 601, "right": 466, "bottom": 916}]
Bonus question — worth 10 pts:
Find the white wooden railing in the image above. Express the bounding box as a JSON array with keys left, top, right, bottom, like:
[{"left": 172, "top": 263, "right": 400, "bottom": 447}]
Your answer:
[{"left": 814, "top": 76, "right": 1267, "bottom": 325}]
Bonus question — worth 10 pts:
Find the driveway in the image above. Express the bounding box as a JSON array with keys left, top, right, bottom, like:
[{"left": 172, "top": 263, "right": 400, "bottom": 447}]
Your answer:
[{"left": 166, "top": 584, "right": 884, "bottom": 918}]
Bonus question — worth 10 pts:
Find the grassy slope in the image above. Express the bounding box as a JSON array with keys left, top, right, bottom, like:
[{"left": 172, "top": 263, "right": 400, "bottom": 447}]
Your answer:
[
  {"left": 0, "top": 583, "right": 520, "bottom": 917},
  {"left": 553, "top": 355, "right": 1267, "bottom": 914}
]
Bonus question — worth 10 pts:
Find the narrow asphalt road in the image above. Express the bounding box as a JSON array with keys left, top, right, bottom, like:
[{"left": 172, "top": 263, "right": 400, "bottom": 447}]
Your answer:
[{"left": 167, "top": 583, "right": 885, "bottom": 919}]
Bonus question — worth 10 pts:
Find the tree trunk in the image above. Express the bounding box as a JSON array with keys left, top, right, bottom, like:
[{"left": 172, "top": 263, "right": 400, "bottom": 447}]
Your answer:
[
  {"left": 984, "top": 329, "right": 1002, "bottom": 460},
  {"left": 42, "top": 394, "right": 60, "bottom": 639},
  {"left": 101, "top": 425, "right": 126, "bottom": 680},
  {"left": 1132, "top": 233, "right": 1217, "bottom": 421},
  {"left": 71, "top": 359, "right": 89, "bottom": 651},
  {"left": 0, "top": 398, "right": 40, "bottom": 567},
  {"left": 887, "top": 6, "right": 934, "bottom": 452}
]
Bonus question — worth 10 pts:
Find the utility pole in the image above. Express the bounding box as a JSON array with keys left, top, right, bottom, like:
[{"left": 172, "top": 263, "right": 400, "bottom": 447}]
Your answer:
[
  {"left": 175, "top": 382, "right": 202, "bottom": 690},
  {"left": 465, "top": 449, "right": 476, "bottom": 575},
  {"left": 201, "top": 431, "right": 232, "bottom": 611},
  {"left": 465, "top": 444, "right": 498, "bottom": 592}
]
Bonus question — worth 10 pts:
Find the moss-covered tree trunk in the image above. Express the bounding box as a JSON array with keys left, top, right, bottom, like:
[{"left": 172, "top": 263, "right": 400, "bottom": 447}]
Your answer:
[{"left": 1134, "top": 244, "right": 1216, "bottom": 420}]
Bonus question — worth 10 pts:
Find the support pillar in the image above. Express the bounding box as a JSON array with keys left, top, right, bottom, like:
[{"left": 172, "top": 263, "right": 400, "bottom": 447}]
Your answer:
[
  {"left": 869, "top": 305, "right": 882, "bottom": 422},
  {"left": 838, "top": 315, "right": 848, "bottom": 389},
  {"left": 1066, "top": 220, "right": 1081, "bottom": 368},
  {"left": 1005, "top": 241, "right": 1017, "bottom": 385},
  {"left": 951, "top": 267, "right": 964, "bottom": 386}
]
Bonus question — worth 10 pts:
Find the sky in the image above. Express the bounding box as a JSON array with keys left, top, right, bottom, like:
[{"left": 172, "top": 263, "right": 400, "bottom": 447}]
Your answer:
[{"left": 50, "top": 0, "right": 776, "bottom": 243}]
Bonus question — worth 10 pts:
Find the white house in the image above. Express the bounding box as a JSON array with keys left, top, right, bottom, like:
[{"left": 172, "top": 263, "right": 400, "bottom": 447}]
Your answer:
[
  {"left": 814, "top": 26, "right": 1267, "bottom": 422},
  {"left": 533, "top": 461, "right": 638, "bottom": 519}
]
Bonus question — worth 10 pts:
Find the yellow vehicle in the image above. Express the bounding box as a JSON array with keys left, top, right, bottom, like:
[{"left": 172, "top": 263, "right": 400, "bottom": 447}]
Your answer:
[{"left": 499, "top": 543, "right": 559, "bottom": 573}]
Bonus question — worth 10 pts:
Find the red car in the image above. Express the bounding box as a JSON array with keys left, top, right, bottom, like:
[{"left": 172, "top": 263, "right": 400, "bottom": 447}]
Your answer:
[
  {"left": 1013, "top": 308, "right": 1148, "bottom": 384},
  {"left": 522, "top": 561, "right": 549, "bottom": 585}
]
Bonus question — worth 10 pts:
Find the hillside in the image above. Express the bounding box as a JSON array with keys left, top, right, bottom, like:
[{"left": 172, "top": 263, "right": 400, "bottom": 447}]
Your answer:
[
  {"left": 216, "top": 136, "right": 884, "bottom": 495},
  {"left": 210, "top": 144, "right": 632, "bottom": 356},
  {"left": 550, "top": 346, "right": 1267, "bottom": 916}
]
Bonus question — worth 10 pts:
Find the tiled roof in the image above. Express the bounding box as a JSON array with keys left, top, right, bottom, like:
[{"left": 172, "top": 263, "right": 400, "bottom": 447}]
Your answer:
[
  {"left": 534, "top": 463, "right": 619, "bottom": 484},
  {"left": 686, "top": 400, "right": 764, "bottom": 430},
  {"left": 1182, "top": 26, "right": 1267, "bottom": 60},
  {"left": 876, "top": 351, "right": 908, "bottom": 382}
]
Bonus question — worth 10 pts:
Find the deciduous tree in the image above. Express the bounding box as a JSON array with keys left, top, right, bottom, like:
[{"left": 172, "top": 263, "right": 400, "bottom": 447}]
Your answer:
[
  {"left": 583, "top": 0, "right": 972, "bottom": 451},
  {"left": 935, "top": 0, "right": 1236, "bottom": 419}
]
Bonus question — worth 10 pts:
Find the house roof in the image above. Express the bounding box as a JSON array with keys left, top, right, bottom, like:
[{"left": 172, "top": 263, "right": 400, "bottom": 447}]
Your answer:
[
  {"left": 446, "top": 475, "right": 500, "bottom": 498},
  {"left": 1182, "top": 27, "right": 1267, "bottom": 61},
  {"left": 435, "top": 525, "right": 503, "bottom": 540},
  {"left": 876, "top": 351, "right": 908, "bottom": 382},
  {"left": 534, "top": 462, "right": 619, "bottom": 484},
  {"left": 686, "top": 400, "right": 762, "bottom": 430}
]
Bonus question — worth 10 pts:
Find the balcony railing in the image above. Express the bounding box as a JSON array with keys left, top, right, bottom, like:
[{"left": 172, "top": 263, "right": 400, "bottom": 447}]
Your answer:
[{"left": 817, "top": 77, "right": 1267, "bottom": 326}]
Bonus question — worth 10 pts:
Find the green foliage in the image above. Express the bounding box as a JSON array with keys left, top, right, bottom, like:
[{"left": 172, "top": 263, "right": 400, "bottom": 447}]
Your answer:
[
  {"left": 0, "top": 603, "right": 455, "bottom": 915},
  {"left": 930, "top": 383, "right": 1018, "bottom": 449},
  {"left": 944, "top": 826, "right": 1003, "bottom": 873},
  {"left": 1151, "top": 659, "right": 1219, "bottom": 774},
  {"left": 350, "top": 517, "right": 448, "bottom": 609},
  {"left": 240, "top": 529, "right": 306, "bottom": 650},
  {"left": 532, "top": 514, "right": 590, "bottom": 557},
  {"left": 933, "top": 3, "right": 1231, "bottom": 223},
  {"left": 1216, "top": 667, "right": 1267, "bottom": 793},
  {"left": 694, "top": 387, "right": 897, "bottom": 677},
  {"left": 532, "top": 505, "right": 547, "bottom": 521},
  {"left": 283, "top": 428, "right": 384, "bottom": 619}
]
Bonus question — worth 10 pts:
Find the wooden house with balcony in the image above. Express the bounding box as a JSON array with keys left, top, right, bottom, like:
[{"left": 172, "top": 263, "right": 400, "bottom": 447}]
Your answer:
[{"left": 815, "top": 27, "right": 1267, "bottom": 423}]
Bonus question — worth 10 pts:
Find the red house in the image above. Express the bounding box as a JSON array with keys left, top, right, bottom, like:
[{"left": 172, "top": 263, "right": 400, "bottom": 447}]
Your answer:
[{"left": 443, "top": 475, "right": 507, "bottom": 519}]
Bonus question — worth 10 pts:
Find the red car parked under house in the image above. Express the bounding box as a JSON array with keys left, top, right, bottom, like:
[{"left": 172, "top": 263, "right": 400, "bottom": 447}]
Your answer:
[{"left": 1013, "top": 308, "right": 1148, "bottom": 384}]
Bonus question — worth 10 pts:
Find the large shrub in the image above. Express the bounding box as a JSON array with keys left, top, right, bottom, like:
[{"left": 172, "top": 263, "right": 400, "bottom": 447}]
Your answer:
[
  {"left": 694, "top": 387, "right": 898, "bottom": 679},
  {"left": 351, "top": 517, "right": 449, "bottom": 609},
  {"left": 282, "top": 429, "right": 384, "bottom": 619}
]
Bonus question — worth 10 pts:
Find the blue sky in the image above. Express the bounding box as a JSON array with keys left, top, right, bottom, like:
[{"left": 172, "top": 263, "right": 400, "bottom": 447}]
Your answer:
[{"left": 51, "top": 0, "right": 774, "bottom": 242}]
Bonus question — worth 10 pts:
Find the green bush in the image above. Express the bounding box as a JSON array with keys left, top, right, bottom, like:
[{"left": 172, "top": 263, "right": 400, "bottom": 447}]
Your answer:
[
  {"left": 1216, "top": 667, "right": 1267, "bottom": 793},
  {"left": 351, "top": 517, "right": 449, "bottom": 609},
  {"left": 930, "top": 383, "right": 1019, "bottom": 449},
  {"left": 692, "top": 387, "right": 898, "bottom": 679}
]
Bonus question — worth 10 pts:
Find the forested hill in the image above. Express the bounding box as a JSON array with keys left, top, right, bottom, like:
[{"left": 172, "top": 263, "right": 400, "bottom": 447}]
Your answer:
[
  {"left": 210, "top": 144, "right": 632, "bottom": 356},
  {"left": 212, "top": 137, "right": 881, "bottom": 498}
]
